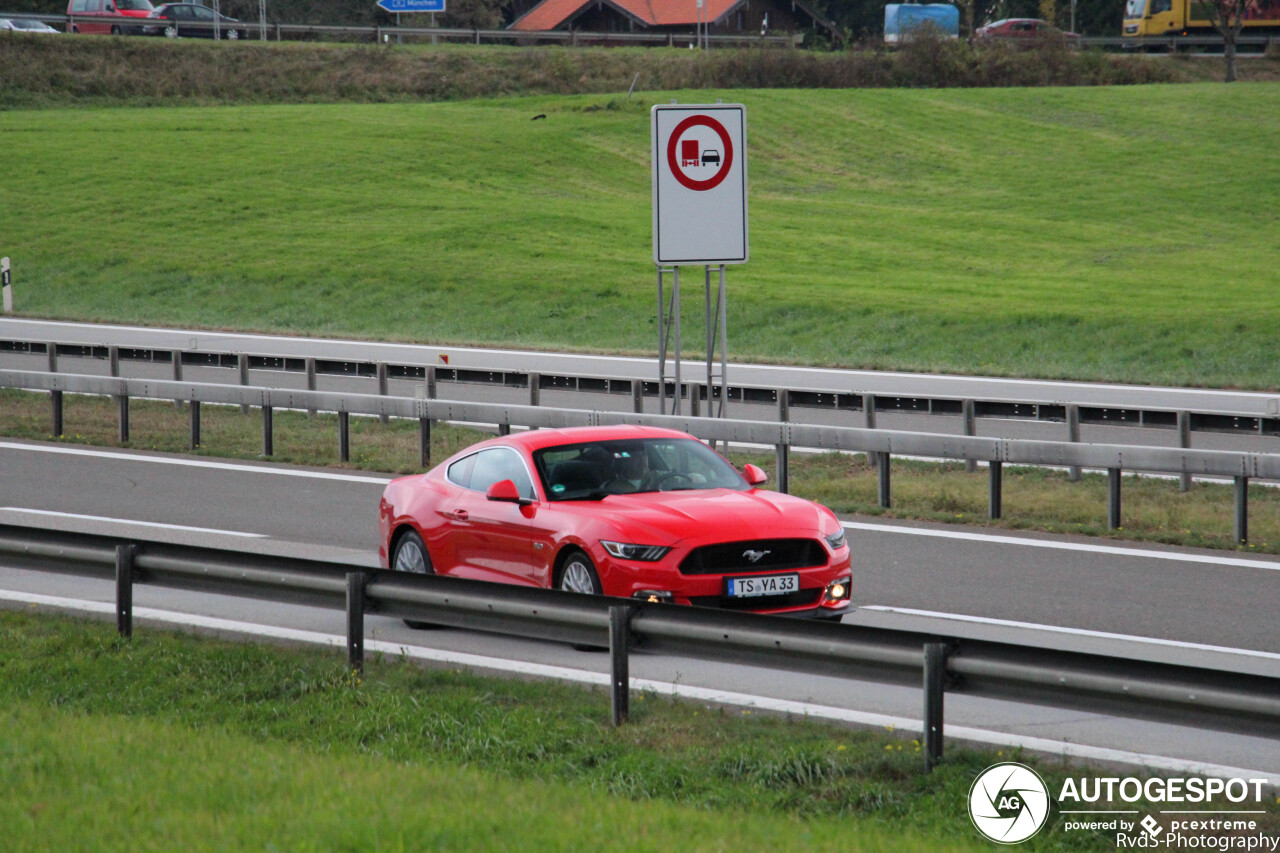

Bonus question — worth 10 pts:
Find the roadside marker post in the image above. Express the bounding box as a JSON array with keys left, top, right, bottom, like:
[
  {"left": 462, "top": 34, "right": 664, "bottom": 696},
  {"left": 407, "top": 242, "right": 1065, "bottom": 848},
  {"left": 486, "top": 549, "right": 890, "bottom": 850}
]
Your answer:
[{"left": 2, "top": 257, "right": 11, "bottom": 313}]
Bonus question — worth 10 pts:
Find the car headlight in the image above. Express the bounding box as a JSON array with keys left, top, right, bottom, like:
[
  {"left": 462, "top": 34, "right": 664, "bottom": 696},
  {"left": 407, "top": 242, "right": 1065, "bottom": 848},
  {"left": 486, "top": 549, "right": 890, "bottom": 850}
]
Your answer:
[
  {"left": 825, "top": 529, "right": 847, "bottom": 550},
  {"left": 601, "top": 541, "right": 672, "bottom": 562}
]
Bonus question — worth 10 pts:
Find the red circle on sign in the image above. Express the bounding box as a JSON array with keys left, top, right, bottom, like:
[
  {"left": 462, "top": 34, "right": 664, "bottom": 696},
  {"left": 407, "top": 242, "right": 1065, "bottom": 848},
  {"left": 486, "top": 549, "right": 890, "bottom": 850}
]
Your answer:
[{"left": 666, "top": 115, "right": 734, "bottom": 192}]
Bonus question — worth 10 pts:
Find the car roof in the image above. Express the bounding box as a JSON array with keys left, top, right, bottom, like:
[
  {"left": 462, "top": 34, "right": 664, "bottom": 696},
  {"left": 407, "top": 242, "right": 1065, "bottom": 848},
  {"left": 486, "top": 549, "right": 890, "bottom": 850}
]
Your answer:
[{"left": 476, "top": 424, "right": 696, "bottom": 454}]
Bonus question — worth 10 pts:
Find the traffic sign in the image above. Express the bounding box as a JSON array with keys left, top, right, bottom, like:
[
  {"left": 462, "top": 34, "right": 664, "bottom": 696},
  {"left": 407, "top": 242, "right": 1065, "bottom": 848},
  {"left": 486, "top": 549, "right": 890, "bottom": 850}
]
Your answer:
[
  {"left": 376, "top": 0, "right": 445, "bottom": 12},
  {"left": 652, "top": 104, "right": 748, "bottom": 265}
]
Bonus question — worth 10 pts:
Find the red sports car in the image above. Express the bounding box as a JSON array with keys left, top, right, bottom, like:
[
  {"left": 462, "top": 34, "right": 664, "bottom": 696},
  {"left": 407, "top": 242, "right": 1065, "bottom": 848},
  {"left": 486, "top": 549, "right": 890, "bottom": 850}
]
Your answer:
[{"left": 378, "top": 425, "right": 852, "bottom": 621}]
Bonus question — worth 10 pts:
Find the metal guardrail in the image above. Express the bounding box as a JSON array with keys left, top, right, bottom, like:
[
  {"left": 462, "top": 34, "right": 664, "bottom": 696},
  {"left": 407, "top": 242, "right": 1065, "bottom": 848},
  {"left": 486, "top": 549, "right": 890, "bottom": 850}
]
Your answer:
[
  {"left": 0, "top": 367, "right": 1275, "bottom": 543},
  {"left": 23, "top": 12, "right": 799, "bottom": 46},
  {"left": 1, "top": 522, "right": 1275, "bottom": 772}
]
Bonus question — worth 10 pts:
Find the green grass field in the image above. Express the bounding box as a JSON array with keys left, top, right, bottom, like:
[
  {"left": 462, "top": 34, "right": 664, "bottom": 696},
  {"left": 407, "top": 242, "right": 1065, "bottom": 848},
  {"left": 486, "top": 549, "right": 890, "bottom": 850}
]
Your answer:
[
  {"left": 2, "top": 83, "right": 1279, "bottom": 388},
  {"left": 9, "top": 609, "right": 1272, "bottom": 852}
]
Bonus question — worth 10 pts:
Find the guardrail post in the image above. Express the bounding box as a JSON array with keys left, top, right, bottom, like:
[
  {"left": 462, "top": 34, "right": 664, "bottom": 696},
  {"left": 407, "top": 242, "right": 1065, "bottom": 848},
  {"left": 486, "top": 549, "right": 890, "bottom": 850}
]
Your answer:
[
  {"left": 238, "top": 354, "right": 250, "bottom": 414},
  {"left": 529, "top": 372, "right": 541, "bottom": 408},
  {"left": 962, "top": 400, "right": 977, "bottom": 474},
  {"left": 1107, "top": 468, "right": 1122, "bottom": 530},
  {"left": 46, "top": 341, "right": 58, "bottom": 373},
  {"left": 190, "top": 400, "right": 201, "bottom": 449},
  {"left": 988, "top": 461, "right": 1002, "bottom": 520},
  {"left": 1067, "top": 405, "right": 1081, "bottom": 482},
  {"left": 776, "top": 389, "right": 789, "bottom": 494},
  {"left": 109, "top": 346, "right": 120, "bottom": 377},
  {"left": 923, "top": 642, "right": 946, "bottom": 772},
  {"left": 346, "top": 572, "right": 365, "bottom": 675},
  {"left": 689, "top": 383, "right": 701, "bottom": 418},
  {"left": 117, "top": 394, "right": 130, "bottom": 443},
  {"left": 115, "top": 543, "right": 137, "bottom": 640},
  {"left": 50, "top": 389, "right": 63, "bottom": 438},
  {"left": 262, "top": 405, "right": 273, "bottom": 456},
  {"left": 1178, "top": 411, "right": 1192, "bottom": 492},
  {"left": 863, "top": 393, "right": 879, "bottom": 467},
  {"left": 419, "top": 416, "right": 431, "bottom": 468},
  {"left": 377, "top": 362, "right": 389, "bottom": 424},
  {"left": 306, "top": 358, "right": 317, "bottom": 417},
  {"left": 878, "top": 452, "right": 891, "bottom": 509},
  {"left": 338, "top": 411, "right": 351, "bottom": 462},
  {"left": 171, "top": 349, "right": 183, "bottom": 409},
  {"left": 632, "top": 381, "right": 644, "bottom": 414},
  {"left": 609, "top": 605, "right": 633, "bottom": 726},
  {"left": 499, "top": 421, "right": 511, "bottom": 437},
  {"left": 1235, "top": 476, "right": 1249, "bottom": 545}
]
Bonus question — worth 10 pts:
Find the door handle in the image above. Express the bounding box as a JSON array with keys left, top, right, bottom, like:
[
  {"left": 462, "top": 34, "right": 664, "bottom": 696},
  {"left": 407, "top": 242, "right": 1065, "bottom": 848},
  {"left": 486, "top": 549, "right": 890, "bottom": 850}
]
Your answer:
[{"left": 450, "top": 509, "right": 469, "bottom": 521}]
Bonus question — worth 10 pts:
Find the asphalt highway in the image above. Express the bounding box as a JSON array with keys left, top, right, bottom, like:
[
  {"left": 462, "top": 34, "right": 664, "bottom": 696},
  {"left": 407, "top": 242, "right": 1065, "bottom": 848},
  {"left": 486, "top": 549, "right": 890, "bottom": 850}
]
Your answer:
[{"left": 1, "top": 438, "right": 1278, "bottom": 777}]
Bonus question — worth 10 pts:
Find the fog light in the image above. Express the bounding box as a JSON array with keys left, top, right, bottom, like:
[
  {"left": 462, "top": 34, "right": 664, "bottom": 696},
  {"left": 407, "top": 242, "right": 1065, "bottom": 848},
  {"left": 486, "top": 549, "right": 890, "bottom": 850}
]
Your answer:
[
  {"left": 634, "top": 590, "right": 674, "bottom": 603},
  {"left": 823, "top": 577, "right": 852, "bottom": 604}
]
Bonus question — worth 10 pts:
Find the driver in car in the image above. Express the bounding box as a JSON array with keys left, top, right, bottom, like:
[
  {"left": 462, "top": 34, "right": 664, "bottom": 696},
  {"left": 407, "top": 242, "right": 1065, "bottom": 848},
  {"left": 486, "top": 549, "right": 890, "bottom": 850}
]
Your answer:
[{"left": 604, "top": 450, "right": 653, "bottom": 493}]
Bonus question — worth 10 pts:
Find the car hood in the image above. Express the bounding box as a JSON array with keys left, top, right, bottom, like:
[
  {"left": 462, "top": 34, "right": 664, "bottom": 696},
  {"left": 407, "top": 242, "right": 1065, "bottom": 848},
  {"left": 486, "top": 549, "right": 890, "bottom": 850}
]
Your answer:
[{"left": 590, "top": 488, "right": 830, "bottom": 545}]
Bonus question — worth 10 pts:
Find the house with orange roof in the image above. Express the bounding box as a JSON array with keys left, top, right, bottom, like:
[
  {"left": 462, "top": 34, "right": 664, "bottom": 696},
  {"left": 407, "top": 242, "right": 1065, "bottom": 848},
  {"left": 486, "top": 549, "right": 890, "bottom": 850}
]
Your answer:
[{"left": 508, "top": 0, "right": 840, "bottom": 42}]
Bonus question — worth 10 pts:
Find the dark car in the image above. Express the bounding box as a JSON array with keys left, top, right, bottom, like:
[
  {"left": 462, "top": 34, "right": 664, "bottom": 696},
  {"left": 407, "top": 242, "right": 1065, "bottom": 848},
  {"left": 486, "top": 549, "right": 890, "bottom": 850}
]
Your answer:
[
  {"left": 974, "top": 17, "right": 1081, "bottom": 45},
  {"left": 143, "top": 3, "right": 243, "bottom": 39}
]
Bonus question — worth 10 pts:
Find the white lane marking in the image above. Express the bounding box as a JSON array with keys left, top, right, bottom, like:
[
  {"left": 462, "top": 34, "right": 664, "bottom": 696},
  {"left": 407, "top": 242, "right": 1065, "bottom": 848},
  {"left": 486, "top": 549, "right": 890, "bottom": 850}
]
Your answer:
[
  {"left": 3, "top": 589, "right": 1277, "bottom": 784},
  {"left": 0, "top": 508, "right": 268, "bottom": 539},
  {"left": 860, "top": 606, "right": 1280, "bottom": 662},
  {"left": 0, "top": 441, "right": 394, "bottom": 485},
  {"left": 844, "top": 521, "right": 1280, "bottom": 573}
]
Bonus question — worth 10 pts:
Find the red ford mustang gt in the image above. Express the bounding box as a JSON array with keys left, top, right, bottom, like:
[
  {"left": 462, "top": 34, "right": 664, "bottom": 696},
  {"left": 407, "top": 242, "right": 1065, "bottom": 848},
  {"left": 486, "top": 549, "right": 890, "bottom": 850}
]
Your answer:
[{"left": 378, "top": 425, "right": 852, "bottom": 620}]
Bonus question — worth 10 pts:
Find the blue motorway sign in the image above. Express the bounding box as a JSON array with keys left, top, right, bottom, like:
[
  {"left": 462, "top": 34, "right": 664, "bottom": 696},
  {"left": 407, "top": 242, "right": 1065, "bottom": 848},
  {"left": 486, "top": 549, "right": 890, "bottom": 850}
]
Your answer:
[{"left": 376, "top": 0, "right": 445, "bottom": 11}]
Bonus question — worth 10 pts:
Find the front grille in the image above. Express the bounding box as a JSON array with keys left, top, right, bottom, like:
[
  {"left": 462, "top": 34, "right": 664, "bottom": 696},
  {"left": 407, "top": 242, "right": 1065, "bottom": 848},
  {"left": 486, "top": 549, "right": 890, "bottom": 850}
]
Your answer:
[
  {"left": 679, "top": 539, "right": 826, "bottom": 575},
  {"left": 688, "top": 588, "right": 823, "bottom": 611}
]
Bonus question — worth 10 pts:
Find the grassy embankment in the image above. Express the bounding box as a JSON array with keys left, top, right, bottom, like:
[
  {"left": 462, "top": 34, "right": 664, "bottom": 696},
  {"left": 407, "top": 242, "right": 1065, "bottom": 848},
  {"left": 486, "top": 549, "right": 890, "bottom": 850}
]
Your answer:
[
  {"left": 7, "top": 609, "right": 1276, "bottom": 852},
  {"left": 2, "top": 83, "right": 1280, "bottom": 387}
]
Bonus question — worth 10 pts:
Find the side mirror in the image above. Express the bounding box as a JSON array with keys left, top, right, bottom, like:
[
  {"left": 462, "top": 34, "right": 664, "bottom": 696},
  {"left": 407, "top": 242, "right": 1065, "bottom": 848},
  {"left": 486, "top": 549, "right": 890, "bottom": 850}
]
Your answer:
[
  {"left": 485, "top": 479, "right": 526, "bottom": 504},
  {"left": 742, "top": 464, "right": 768, "bottom": 487}
]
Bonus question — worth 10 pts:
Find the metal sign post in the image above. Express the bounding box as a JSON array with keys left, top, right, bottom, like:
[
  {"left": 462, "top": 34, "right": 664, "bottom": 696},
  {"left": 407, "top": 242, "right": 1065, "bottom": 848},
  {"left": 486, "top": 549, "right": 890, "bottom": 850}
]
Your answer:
[
  {"left": 2, "top": 258, "right": 11, "bottom": 314},
  {"left": 652, "top": 104, "right": 747, "bottom": 419}
]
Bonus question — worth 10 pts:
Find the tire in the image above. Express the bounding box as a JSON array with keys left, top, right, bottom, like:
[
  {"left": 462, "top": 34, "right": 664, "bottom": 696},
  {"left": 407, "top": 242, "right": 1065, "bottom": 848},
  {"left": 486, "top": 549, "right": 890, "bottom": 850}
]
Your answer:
[
  {"left": 163, "top": 24, "right": 178, "bottom": 38},
  {"left": 391, "top": 529, "right": 442, "bottom": 630},
  {"left": 558, "top": 551, "right": 605, "bottom": 651},
  {"left": 110, "top": 25, "right": 120, "bottom": 34},
  {"left": 557, "top": 550, "right": 602, "bottom": 595},
  {"left": 226, "top": 28, "right": 239, "bottom": 39}
]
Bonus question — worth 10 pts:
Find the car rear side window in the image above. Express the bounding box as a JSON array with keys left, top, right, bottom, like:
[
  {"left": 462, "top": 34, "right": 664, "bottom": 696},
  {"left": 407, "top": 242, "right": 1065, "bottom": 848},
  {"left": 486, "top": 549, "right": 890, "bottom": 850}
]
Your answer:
[
  {"left": 469, "top": 448, "right": 536, "bottom": 500},
  {"left": 446, "top": 454, "right": 474, "bottom": 489}
]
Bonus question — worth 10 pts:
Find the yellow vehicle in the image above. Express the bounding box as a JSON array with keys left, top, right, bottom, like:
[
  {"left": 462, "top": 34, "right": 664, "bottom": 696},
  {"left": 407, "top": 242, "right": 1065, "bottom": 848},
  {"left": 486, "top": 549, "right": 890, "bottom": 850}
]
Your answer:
[{"left": 1122, "top": 0, "right": 1280, "bottom": 37}]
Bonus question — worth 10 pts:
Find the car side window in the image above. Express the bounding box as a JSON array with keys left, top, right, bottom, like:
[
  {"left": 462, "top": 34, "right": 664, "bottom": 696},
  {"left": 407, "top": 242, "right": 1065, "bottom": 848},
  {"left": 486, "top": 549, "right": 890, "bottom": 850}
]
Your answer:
[
  {"left": 446, "top": 454, "right": 474, "bottom": 489},
  {"left": 193, "top": 5, "right": 213, "bottom": 17},
  {"left": 469, "top": 449, "right": 535, "bottom": 500}
]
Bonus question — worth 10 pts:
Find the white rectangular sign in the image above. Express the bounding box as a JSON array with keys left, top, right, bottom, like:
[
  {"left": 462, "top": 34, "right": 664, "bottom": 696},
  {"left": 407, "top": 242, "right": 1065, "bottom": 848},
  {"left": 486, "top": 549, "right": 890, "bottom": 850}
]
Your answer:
[{"left": 652, "top": 104, "right": 748, "bottom": 266}]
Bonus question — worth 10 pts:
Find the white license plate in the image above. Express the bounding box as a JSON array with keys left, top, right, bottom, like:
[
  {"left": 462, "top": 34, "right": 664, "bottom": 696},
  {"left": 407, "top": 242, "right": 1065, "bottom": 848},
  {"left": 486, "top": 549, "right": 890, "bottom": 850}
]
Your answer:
[{"left": 725, "top": 573, "right": 799, "bottom": 598}]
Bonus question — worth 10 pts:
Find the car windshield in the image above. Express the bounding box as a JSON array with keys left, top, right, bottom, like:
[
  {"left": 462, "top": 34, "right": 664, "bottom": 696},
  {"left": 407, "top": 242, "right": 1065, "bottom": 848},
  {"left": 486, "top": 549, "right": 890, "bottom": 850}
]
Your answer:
[
  {"left": 10, "top": 18, "right": 49, "bottom": 27},
  {"left": 1124, "top": 0, "right": 1145, "bottom": 16},
  {"left": 533, "top": 437, "right": 748, "bottom": 501}
]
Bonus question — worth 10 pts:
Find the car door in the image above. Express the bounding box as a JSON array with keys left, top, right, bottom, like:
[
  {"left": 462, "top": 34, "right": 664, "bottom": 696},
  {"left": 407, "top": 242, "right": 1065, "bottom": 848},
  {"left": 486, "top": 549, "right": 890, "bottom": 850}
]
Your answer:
[{"left": 444, "top": 448, "right": 536, "bottom": 586}]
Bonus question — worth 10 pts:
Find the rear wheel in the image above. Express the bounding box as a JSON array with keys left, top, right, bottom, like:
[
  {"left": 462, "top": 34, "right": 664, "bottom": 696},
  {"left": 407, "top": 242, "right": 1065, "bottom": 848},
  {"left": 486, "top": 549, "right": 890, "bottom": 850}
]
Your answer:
[
  {"left": 226, "top": 28, "right": 239, "bottom": 39},
  {"left": 110, "top": 25, "right": 120, "bottom": 34},
  {"left": 163, "top": 24, "right": 177, "bottom": 37},
  {"left": 392, "top": 529, "right": 442, "bottom": 629}
]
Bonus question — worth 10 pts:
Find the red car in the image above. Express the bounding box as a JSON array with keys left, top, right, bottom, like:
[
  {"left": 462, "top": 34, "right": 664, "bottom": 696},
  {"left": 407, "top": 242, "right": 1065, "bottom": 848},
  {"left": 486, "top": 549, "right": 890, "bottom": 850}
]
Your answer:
[
  {"left": 67, "top": 0, "right": 154, "bottom": 34},
  {"left": 379, "top": 425, "right": 852, "bottom": 622},
  {"left": 974, "top": 17, "right": 1081, "bottom": 44}
]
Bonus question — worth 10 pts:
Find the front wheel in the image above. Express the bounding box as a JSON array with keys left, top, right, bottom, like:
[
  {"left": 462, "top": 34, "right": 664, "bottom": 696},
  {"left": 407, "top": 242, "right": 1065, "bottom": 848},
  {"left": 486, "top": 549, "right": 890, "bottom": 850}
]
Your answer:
[
  {"left": 558, "top": 551, "right": 601, "bottom": 595},
  {"left": 163, "top": 24, "right": 178, "bottom": 37},
  {"left": 392, "top": 529, "right": 442, "bottom": 629}
]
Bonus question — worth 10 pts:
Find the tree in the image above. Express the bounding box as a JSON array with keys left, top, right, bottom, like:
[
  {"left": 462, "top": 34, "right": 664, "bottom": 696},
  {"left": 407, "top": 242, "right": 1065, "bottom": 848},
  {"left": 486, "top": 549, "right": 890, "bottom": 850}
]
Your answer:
[{"left": 1197, "top": 0, "right": 1248, "bottom": 81}]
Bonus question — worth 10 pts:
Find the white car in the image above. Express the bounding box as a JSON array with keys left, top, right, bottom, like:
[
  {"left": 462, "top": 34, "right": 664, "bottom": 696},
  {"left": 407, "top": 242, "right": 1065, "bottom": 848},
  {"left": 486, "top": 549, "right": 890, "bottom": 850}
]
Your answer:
[{"left": 0, "top": 17, "right": 62, "bottom": 33}]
